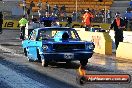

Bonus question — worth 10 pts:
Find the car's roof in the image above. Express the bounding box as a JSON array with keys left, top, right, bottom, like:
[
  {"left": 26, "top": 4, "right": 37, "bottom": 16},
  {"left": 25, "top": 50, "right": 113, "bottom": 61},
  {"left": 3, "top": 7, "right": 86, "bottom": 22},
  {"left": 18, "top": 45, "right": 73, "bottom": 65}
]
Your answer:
[{"left": 34, "top": 27, "right": 75, "bottom": 31}]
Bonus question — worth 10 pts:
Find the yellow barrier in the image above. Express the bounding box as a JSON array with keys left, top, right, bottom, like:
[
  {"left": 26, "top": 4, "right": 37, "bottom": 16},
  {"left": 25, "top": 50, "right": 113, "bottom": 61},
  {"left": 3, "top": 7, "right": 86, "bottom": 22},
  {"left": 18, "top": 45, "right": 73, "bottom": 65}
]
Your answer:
[
  {"left": 2, "top": 20, "right": 110, "bottom": 30},
  {"left": 2, "top": 20, "right": 19, "bottom": 29},
  {"left": 2, "top": 21, "right": 82, "bottom": 29},
  {"left": 75, "top": 28, "right": 112, "bottom": 55},
  {"left": 116, "top": 42, "right": 132, "bottom": 60}
]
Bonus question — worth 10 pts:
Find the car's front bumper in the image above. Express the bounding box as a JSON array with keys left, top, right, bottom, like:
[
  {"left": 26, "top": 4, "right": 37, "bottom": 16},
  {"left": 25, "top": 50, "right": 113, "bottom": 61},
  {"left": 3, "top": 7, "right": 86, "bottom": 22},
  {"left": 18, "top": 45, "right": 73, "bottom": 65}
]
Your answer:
[{"left": 41, "top": 51, "right": 93, "bottom": 61}]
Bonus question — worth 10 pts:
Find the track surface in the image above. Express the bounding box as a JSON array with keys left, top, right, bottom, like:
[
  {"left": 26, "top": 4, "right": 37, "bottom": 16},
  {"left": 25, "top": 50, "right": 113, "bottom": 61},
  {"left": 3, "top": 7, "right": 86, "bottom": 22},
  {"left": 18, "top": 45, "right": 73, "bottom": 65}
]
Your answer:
[{"left": 0, "top": 30, "right": 131, "bottom": 88}]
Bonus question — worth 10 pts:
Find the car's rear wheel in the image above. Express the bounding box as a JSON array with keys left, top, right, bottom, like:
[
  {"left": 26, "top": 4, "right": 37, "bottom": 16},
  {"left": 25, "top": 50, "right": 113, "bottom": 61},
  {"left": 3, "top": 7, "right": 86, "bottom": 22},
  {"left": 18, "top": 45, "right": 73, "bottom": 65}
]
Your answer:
[
  {"left": 24, "top": 48, "right": 27, "bottom": 56},
  {"left": 66, "top": 60, "right": 71, "bottom": 64},
  {"left": 80, "top": 59, "right": 88, "bottom": 67},
  {"left": 42, "top": 59, "right": 49, "bottom": 67},
  {"left": 37, "top": 49, "right": 41, "bottom": 62},
  {"left": 28, "top": 58, "right": 32, "bottom": 62},
  {"left": 76, "top": 75, "right": 87, "bottom": 85}
]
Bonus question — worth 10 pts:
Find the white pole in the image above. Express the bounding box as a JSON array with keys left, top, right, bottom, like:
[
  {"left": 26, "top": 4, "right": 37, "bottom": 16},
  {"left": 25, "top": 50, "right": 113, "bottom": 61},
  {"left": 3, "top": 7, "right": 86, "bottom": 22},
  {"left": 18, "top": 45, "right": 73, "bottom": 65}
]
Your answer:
[
  {"left": 48, "top": 4, "right": 49, "bottom": 17},
  {"left": 105, "top": 5, "right": 106, "bottom": 23},
  {"left": 76, "top": 0, "right": 77, "bottom": 22},
  {"left": 23, "top": 0, "right": 26, "bottom": 15}
]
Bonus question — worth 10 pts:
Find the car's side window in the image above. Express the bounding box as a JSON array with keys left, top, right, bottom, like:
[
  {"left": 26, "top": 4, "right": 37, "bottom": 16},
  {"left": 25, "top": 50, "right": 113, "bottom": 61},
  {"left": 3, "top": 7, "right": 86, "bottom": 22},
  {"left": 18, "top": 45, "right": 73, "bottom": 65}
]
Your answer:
[
  {"left": 30, "top": 30, "right": 36, "bottom": 41},
  {"left": 70, "top": 31, "right": 76, "bottom": 39}
]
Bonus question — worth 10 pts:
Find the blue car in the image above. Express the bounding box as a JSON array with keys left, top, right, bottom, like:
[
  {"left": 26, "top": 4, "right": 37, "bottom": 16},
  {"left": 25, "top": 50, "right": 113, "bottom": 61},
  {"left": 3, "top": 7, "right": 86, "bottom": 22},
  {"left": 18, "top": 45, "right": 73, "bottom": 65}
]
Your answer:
[{"left": 22, "top": 27, "right": 94, "bottom": 67}]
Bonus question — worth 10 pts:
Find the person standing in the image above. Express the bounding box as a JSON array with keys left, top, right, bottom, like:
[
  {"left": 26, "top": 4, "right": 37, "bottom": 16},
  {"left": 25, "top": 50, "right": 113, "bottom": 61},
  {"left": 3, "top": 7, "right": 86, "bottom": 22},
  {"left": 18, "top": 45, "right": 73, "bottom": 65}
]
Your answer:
[
  {"left": 60, "top": 5, "right": 66, "bottom": 12},
  {"left": 0, "top": 12, "right": 3, "bottom": 34},
  {"left": 129, "top": 0, "right": 132, "bottom": 8},
  {"left": 106, "top": 10, "right": 111, "bottom": 23},
  {"left": 66, "top": 15, "right": 72, "bottom": 27},
  {"left": 26, "top": 8, "right": 30, "bottom": 19},
  {"left": 109, "top": 12, "right": 125, "bottom": 49},
  {"left": 19, "top": 15, "right": 28, "bottom": 40},
  {"left": 98, "top": 0, "right": 102, "bottom": 2},
  {"left": 37, "top": 1, "right": 42, "bottom": 9},
  {"left": 82, "top": 10, "right": 94, "bottom": 30},
  {"left": 30, "top": 1, "right": 35, "bottom": 12},
  {"left": 45, "top": 1, "right": 51, "bottom": 14}
]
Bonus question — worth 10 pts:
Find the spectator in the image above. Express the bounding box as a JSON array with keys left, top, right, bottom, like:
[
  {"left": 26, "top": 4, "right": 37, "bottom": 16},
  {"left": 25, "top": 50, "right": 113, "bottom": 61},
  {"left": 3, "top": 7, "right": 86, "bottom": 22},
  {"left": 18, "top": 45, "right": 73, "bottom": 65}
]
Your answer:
[
  {"left": 98, "top": 0, "right": 102, "bottom": 2},
  {"left": 30, "top": 1, "right": 35, "bottom": 11},
  {"left": 106, "top": 10, "right": 111, "bottom": 23},
  {"left": 124, "top": 11, "right": 132, "bottom": 20},
  {"left": 82, "top": 10, "right": 94, "bottom": 29},
  {"left": 80, "top": 9, "right": 85, "bottom": 14},
  {"left": 26, "top": 8, "right": 30, "bottom": 19},
  {"left": 91, "top": 9, "right": 95, "bottom": 15},
  {"left": 72, "top": 11, "right": 76, "bottom": 21},
  {"left": 0, "top": 12, "right": 3, "bottom": 34},
  {"left": 38, "top": 9, "right": 42, "bottom": 17},
  {"left": 66, "top": 15, "right": 72, "bottom": 27},
  {"left": 129, "top": 0, "right": 132, "bottom": 8},
  {"left": 60, "top": 11, "right": 65, "bottom": 21},
  {"left": 53, "top": 5, "right": 59, "bottom": 16},
  {"left": 19, "top": 15, "right": 28, "bottom": 40},
  {"left": 26, "top": 17, "right": 40, "bottom": 38},
  {"left": 124, "top": 17, "right": 128, "bottom": 30},
  {"left": 51, "top": 20, "right": 60, "bottom": 27},
  {"left": 45, "top": 1, "right": 51, "bottom": 13},
  {"left": 37, "top": 1, "right": 42, "bottom": 9},
  {"left": 60, "top": 5, "right": 66, "bottom": 12},
  {"left": 109, "top": 12, "right": 125, "bottom": 49}
]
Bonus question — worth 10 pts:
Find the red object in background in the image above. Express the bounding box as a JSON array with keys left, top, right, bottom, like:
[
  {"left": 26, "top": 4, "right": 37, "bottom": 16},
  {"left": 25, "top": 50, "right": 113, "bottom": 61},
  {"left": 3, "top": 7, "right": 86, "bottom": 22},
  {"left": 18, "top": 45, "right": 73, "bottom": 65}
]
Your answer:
[{"left": 82, "top": 12, "right": 94, "bottom": 26}]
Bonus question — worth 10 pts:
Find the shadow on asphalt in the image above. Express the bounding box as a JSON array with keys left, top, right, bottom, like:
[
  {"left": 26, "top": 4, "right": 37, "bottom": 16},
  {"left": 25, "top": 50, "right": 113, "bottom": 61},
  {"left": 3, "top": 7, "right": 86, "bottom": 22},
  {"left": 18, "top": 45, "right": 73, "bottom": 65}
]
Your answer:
[
  {"left": 0, "top": 44, "right": 21, "bottom": 46},
  {"left": 49, "top": 62, "right": 114, "bottom": 72},
  {"left": 0, "top": 56, "right": 80, "bottom": 88}
]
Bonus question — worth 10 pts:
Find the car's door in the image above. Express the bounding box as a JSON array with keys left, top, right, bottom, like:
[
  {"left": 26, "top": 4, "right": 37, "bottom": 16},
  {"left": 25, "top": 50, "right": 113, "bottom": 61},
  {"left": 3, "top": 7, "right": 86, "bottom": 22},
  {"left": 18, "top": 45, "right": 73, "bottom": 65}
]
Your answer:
[{"left": 27, "top": 30, "right": 39, "bottom": 60}]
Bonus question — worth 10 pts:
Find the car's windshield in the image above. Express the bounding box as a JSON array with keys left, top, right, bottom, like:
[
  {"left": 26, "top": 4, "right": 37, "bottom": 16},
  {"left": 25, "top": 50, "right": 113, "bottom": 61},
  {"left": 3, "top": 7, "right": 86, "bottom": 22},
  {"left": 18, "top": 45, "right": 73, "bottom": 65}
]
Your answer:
[
  {"left": 93, "top": 28, "right": 101, "bottom": 30},
  {"left": 38, "top": 28, "right": 79, "bottom": 40}
]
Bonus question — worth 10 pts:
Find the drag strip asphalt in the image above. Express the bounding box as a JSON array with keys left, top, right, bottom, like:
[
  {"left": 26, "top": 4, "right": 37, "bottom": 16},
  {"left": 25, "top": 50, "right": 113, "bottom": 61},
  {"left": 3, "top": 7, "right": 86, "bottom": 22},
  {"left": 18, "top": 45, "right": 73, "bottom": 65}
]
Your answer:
[{"left": 0, "top": 29, "right": 131, "bottom": 88}]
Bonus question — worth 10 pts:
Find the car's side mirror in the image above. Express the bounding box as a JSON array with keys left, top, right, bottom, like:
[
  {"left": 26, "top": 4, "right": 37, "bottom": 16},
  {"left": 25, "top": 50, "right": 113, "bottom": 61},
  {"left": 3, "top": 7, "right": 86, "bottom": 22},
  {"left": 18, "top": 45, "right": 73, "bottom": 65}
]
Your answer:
[
  {"left": 28, "top": 31, "right": 33, "bottom": 40},
  {"left": 36, "top": 36, "right": 42, "bottom": 41},
  {"left": 28, "top": 35, "right": 31, "bottom": 40}
]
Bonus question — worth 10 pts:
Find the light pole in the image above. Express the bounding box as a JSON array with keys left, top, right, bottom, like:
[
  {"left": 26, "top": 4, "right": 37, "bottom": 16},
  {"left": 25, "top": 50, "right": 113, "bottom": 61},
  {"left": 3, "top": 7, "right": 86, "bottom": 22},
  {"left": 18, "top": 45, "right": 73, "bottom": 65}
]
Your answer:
[
  {"left": 22, "top": 0, "right": 26, "bottom": 15},
  {"left": 105, "top": 5, "right": 107, "bottom": 23},
  {"left": 48, "top": 4, "right": 49, "bottom": 17},
  {"left": 76, "top": 0, "right": 78, "bottom": 22}
]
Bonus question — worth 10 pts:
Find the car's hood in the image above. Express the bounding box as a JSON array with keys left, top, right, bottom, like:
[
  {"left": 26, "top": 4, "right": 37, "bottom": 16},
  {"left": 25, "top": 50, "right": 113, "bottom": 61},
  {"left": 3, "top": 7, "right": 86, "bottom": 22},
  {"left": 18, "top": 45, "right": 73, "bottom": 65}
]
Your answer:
[{"left": 42, "top": 40, "right": 93, "bottom": 45}]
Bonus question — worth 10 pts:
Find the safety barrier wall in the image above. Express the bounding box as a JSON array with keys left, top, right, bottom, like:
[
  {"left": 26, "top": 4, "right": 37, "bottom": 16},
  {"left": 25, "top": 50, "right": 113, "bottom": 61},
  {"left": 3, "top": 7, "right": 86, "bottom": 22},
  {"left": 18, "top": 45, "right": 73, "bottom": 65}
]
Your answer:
[
  {"left": 2, "top": 20, "right": 19, "bottom": 29},
  {"left": 110, "top": 30, "right": 132, "bottom": 60},
  {"left": 2, "top": 20, "right": 83, "bottom": 29},
  {"left": 2, "top": 20, "right": 110, "bottom": 29},
  {"left": 116, "top": 42, "right": 132, "bottom": 60},
  {"left": 109, "top": 30, "right": 132, "bottom": 43},
  {"left": 75, "top": 28, "right": 112, "bottom": 55},
  {"left": 109, "top": 30, "right": 132, "bottom": 51}
]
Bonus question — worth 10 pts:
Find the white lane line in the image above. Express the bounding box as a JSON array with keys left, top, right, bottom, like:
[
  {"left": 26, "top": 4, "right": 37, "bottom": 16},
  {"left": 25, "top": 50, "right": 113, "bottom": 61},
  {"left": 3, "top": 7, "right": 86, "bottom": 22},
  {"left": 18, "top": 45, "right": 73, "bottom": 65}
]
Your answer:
[
  {"left": 0, "top": 45, "right": 24, "bottom": 57},
  {"left": 0, "top": 64, "right": 50, "bottom": 88}
]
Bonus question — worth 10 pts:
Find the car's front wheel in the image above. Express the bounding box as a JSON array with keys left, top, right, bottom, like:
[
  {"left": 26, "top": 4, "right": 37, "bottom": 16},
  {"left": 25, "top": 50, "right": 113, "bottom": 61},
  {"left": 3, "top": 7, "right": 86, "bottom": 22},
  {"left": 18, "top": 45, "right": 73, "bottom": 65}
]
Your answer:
[
  {"left": 24, "top": 48, "right": 27, "bottom": 56},
  {"left": 80, "top": 59, "right": 88, "bottom": 67},
  {"left": 42, "top": 59, "right": 49, "bottom": 67}
]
